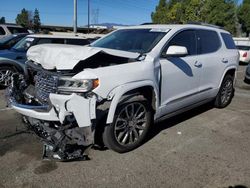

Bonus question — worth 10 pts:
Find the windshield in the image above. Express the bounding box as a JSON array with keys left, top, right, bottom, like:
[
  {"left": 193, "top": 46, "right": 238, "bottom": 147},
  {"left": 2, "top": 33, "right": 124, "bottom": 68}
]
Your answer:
[
  {"left": 91, "top": 29, "right": 168, "bottom": 53},
  {"left": 0, "top": 35, "right": 15, "bottom": 44},
  {"left": 12, "top": 37, "right": 35, "bottom": 51}
]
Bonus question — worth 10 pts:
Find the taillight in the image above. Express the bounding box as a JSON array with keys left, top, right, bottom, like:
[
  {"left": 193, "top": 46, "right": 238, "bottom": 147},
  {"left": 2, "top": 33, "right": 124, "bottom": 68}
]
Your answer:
[{"left": 243, "top": 52, "right": 248, "bottom": 58}]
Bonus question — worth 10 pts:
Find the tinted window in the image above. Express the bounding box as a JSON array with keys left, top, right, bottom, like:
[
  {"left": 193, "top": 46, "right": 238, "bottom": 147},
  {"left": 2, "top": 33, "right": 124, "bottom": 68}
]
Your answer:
[
  {"left": 37, "top": 38, "right": 53, "bottom": 44},
  {"left": 7, "top": 27, "right": 28, "bottom": 34},
  {"left": 0, "top": 27, "right": 5, "bottom": 35},
  {"left": 236, "top": 45, "right": 250, "bottom": 51},
  {"left": 221, "top": 33, "right": 236, "bottom": 49},
  {"left": 65, "top": 39, "right": 90, "bottom": 45},
  {"left": 37, "top": 38, "right": 64, "bottom": 44},
  {"left": 51, "top": 38, "right": 65, "bottom": 44},
  {"left": 197, "top": 30, "right": 221, "bottom": 54},
  {"left": 165, "top": 30, "right": 197, "bottom": 55}
]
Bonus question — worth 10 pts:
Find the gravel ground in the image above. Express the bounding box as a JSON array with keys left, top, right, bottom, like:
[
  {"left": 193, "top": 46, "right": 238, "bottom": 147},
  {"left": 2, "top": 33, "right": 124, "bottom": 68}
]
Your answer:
[{"left": 0, "top": 65, "right": 249, "bottom": 188}]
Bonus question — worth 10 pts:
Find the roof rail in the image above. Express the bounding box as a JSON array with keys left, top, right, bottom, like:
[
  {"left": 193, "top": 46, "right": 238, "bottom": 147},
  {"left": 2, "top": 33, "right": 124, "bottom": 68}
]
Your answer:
[
  {"left": 187, "top": 21, "right": 224, "bottom": 29},
  {"left": 141, "top": 22, "right": 154, "bottom": 25}
]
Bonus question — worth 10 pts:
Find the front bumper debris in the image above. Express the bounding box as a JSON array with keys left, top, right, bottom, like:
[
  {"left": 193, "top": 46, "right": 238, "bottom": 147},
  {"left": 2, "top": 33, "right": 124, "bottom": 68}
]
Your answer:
[{"left": 7, "top": 73, "right": 98, "bottom": 161}]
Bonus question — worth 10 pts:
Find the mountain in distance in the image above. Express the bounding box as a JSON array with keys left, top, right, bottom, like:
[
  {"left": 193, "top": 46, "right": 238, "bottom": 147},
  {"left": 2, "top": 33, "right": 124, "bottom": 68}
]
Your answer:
[{"left": 86, "top": 23, "right": 131, "bottom": 28}]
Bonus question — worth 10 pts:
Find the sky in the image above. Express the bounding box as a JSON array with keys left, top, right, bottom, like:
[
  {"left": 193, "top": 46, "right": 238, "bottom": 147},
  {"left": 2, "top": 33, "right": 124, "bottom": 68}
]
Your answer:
[{"left": 0, "top": 0, "right": 159, "bottom": 26}]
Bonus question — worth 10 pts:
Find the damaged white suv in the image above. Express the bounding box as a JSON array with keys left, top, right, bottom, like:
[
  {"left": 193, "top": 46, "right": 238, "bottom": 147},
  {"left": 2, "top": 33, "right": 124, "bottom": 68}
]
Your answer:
[{"left": 8, "top": 24, "right": 239, "bottom": 160}]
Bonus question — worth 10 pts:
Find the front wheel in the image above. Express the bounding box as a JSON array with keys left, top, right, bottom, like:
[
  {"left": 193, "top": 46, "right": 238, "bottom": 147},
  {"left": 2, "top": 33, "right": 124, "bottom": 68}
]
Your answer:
[
  {"left": 214, "top": 74, "right": 234, "bottom": 108},
  {"left": 0, "top": 66, "right": 17, "bottom": 88},
  {"left": 103, "top": 95, "right": 152, "bottom": 153}
]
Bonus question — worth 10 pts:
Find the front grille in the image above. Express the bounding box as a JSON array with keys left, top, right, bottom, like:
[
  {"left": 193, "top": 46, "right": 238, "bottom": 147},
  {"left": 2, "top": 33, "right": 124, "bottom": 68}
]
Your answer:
[{"left": 34, "top": 71, "right": 58, "bottom": 104}]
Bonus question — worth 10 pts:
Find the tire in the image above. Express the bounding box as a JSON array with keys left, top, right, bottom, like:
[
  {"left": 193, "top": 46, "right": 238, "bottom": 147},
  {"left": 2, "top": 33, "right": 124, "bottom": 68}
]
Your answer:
[
  {"left": 103, "top": 95, "right": 152, "bottom": 153},
  {"left": 214, "top": 74, "right": 234, "bottom": 108},
  {"left": 0, "top": 66, "right": 17, "bottom": 88}
]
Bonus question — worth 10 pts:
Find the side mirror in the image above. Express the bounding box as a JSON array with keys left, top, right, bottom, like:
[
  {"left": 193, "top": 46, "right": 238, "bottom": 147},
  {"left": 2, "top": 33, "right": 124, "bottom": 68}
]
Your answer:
[{"left": 165, "top": 45, "right": 188, "bottom": 57}]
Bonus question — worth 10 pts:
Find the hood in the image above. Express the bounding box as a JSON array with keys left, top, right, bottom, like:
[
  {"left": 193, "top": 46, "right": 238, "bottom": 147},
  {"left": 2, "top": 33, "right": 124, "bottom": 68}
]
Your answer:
[{"left": 27, "top": 44, "right": 141, "bottom": 70}]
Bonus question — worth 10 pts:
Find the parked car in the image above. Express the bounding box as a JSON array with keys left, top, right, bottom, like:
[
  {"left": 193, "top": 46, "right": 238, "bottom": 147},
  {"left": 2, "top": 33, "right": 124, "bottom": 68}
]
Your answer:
[
  {"left": 236, "top": 45, "right": 250, "bottom": 64},
  {"left": 0, "top": 33, "right": 28, "bottom": 50},
  {"left": 234, "top": 37, "right": 250, "bottom": 64},
  {"left": 7, "top": 24, "right": 239, "bottom": 161},
  {"left": 0, "top": 24, "right": 29, "bottom": 39},
  {"left": 244, "top": 63, "right": 250, "bottom": 84},
  {"left": 0, "top": 34, "right": 95, "bottom": 87}
]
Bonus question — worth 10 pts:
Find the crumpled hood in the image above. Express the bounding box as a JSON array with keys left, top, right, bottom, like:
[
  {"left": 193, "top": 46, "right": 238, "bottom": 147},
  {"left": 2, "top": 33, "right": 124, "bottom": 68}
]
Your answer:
[{"left": 27, "top": 44, "right": 141, "bottom": 70}]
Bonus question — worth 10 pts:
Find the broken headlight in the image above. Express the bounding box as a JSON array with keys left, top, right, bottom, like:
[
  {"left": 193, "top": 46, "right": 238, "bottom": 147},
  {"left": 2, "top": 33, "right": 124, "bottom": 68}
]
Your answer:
[{"left": 57, "top": 77, "right": 99, "bottom": 93}]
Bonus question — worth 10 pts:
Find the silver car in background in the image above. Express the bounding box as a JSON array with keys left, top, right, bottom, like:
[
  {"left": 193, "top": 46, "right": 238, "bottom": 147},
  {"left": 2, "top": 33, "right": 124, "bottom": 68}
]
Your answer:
[{"left": 0, "top": 24, "right": 29, "bottom": 39}]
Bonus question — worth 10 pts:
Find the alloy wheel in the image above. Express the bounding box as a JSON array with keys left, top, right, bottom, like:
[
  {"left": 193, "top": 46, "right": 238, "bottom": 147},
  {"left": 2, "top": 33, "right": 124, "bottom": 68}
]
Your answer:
[{"left": 114, "top": 102, "right": 147, "bottom": 146}]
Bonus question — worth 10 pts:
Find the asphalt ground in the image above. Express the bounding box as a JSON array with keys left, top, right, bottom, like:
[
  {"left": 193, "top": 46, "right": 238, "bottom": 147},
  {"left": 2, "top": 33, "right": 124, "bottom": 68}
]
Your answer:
[{"left": 0, "top": 65, "right": 249, "bottom": 188}]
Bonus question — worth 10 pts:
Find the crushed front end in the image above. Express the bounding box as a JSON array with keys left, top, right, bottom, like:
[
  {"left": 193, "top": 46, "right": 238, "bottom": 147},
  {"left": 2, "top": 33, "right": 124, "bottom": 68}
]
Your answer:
[{"left": 7, "top": 61, "right": 99, "bottom": 161}]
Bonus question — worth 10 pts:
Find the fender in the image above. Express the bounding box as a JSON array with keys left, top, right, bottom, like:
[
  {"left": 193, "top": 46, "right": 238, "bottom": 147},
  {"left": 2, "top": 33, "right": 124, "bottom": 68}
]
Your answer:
[
  {"left": 106, "top": 80, "right": 159, "bottom": 124},
  {"left": 218, "top": 65, "right": 238, "bottom": 89},
  {"left": 0, "top": 58, "right": 25, "bottom": 73}
]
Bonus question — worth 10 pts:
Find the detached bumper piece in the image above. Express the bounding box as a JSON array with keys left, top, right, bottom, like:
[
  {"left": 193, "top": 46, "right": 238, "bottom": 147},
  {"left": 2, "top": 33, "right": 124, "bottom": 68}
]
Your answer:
[{"left": 25, "top": 117, "right": 93, "bottom": 161}]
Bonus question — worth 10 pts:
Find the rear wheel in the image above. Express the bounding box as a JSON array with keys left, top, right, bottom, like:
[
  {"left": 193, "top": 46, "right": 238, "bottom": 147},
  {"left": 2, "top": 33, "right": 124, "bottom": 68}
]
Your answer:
[
  {"left": 214, "top": 74, "right": 234, "bottom": 108},
  {"left": 0, "top": 66, "right": 17, "bottom": 88},
  {"left": 103, "top": 95, "right": 152, "bottom": 153}
]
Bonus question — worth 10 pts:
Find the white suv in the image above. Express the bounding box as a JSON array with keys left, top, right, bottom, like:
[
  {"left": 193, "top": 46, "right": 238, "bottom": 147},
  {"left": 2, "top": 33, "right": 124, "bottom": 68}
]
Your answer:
[{"left": 8, "top": 24, "right": 239, "bottom": 160}]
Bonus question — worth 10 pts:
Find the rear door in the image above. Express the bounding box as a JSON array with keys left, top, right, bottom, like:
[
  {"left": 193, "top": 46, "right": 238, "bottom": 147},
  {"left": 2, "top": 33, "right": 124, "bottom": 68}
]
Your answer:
[{"left": 196, "top": 29, "right": 226, "bottom": 99}]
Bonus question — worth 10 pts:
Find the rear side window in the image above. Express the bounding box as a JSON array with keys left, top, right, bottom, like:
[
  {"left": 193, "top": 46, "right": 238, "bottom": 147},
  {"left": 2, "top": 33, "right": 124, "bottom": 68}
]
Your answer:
[
  {"left": 197, "top": 30, "right": 221, "bottom": 54},
  {"left": 221, "top": 33, "right": 236, "bottom": 49},
  {"left": 0, "top": 27, "right": 5, "bottom": 35},
  {"left": 65, "top": 39, "right": 90, "bottom": 45}
]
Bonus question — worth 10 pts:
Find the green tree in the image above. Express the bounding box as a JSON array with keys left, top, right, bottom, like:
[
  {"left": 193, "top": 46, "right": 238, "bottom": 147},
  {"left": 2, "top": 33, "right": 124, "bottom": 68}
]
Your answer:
[
  {"left": 0, "top": 17, "right": 5, "bottom": 24},
  {"left": 183, "top": 0, "right": 206, "bottom": 23},
  {"left": 166, "top": 2, "right": 183, "bottom": 23},
  {"left": 152, "top": 0, "right": 238, "bottom": 34},
  {"left": 16, "top": 8, "right": 33, "bottom": 28},
  {"left": 151, "top": 0, "right": 169, "bottom": 23},
  {"left": 33, "top": 8, "right": 41, "bottom": 32},
  {"left": 202, "top": 0, "right": 237, "bottom": 35},
  {"left": 238, "top": 0, "right": 250, "bottom": 36}
]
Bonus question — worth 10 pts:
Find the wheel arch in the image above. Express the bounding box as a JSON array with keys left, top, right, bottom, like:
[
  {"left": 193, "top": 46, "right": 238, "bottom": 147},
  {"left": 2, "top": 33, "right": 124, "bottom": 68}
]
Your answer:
[
  {"left": 105, "top": 80, "right": 159, "bottom": 124},
  {"left": 0, "top": 59, "right": 25, "bottom": 73},
  {"left": 219, "top": 66, "right": 237, "bottom": 89}
]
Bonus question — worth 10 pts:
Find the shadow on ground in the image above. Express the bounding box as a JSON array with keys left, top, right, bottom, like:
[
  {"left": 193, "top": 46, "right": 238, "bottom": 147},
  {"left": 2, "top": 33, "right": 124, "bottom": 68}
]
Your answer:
[{"left": 144, "top": 102, "right": 214, "bottom": 145}]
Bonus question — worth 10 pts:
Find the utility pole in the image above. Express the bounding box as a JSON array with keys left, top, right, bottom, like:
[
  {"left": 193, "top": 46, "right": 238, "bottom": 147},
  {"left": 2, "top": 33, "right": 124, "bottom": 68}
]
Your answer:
[
  {"left": 73, "top": 0, "right": 77, "bottom": 34},
  {"left": 88, "top": 0, "right": 90, "bottom": 33}
]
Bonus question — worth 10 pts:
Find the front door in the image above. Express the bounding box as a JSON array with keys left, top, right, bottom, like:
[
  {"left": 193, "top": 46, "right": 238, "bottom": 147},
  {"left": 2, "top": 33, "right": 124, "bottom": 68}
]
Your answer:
[{"left": 159, "top": 30, "right": 202, "bottom": 116}]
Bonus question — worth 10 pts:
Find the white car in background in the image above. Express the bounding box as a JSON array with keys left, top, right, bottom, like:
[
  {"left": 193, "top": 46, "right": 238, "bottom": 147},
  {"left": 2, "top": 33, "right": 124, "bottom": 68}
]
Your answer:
[
  {"left": 234, "top": 37, "right": 250, "bottom": 64},
  {"left": 236, "top": 45, "right": 250, "bottom": 64}
]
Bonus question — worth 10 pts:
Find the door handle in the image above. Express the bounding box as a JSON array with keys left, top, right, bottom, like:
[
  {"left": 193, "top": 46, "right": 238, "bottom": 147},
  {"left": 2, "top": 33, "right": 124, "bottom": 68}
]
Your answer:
[
  {"left": 222, "top": 58, "right": 228, "bottom": 63},
  {"left": 194, "top": 61, "right": 202, "bottom": 68}
]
